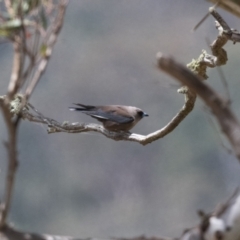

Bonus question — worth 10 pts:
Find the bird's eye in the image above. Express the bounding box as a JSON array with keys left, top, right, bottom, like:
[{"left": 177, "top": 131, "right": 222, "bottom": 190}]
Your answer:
[{"left": 138, "top": 111, "right": 144, "bottom": 117}]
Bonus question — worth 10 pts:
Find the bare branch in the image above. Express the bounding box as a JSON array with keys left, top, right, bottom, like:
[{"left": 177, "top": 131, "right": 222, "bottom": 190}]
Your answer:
[
  {"left": 25, "top": 0, "right": 69, "bottom": 99},
  {"left": 16, "top": 94, "right": 196, "bottom": 145},
  {"left": 157, "top": 53, "right": 240, "bottom": 160}
]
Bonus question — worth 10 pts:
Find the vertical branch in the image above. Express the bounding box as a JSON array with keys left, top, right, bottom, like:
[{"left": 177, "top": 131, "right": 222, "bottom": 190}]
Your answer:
[
  {"left": 0, "top": 2, "right": 24, "bottom": 228},
  {"left": 0, "top": 103, "right": 18, "bottom": 228},
  {"left": 7, "top": 36, "right": 24, "bottom": 101},
  {"left": 7, "top": 0, "right": 27, "bottom": 101},
  {"left": 1, "top": 3, "right": 26, "bottom": 224}
]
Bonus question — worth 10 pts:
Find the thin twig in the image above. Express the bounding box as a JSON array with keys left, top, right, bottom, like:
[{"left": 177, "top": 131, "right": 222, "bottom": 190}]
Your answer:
[
  {"left": 25, "top": 0, "right": 69, "bottom": 99},
  {"left": 18, "top": 0, "right": 27, "bottom": 91},
  {"left": 7, "top": 36, "right": 24, "bottom": 101},
  {"left": 192, "top": 1, "right": 220, "bottom": 31},
  {"left": 21, "top": 26, "right": 40, "bottom": 89}
]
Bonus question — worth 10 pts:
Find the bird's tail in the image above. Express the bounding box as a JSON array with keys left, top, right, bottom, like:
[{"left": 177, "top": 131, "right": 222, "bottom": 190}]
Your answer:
[
  {"left": 69, "top": 107, "right": 84, "bottom": 111},
  {"left": 69, "top": 103, "right": 95, "bottom": 111}
]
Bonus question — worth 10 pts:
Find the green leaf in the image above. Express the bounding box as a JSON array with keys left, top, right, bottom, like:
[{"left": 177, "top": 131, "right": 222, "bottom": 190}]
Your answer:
[{"left": 40, "top": 44, "right": 48, "bottom": 57}]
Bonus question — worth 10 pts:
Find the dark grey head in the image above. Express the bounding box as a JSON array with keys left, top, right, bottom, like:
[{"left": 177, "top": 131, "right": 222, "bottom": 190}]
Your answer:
[{"left": 136, "top": 109, "right": 149, "bottom": 119}]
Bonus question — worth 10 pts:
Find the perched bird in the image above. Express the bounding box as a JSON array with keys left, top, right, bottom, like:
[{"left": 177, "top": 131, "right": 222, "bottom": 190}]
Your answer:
[{"left": 69, "top": 103, "right": 149, "bottom": 132}]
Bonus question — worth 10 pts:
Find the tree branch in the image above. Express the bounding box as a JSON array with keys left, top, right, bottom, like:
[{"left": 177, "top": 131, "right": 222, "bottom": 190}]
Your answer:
[
  {"left": 17, "top": 96, "right": 196, "bottom": 145},
  {"left": 25, "top": 0, "right": 69, "bottom": 100},
  {"left": 0, "top": 102, "right": 19, "bottom": 228},
  {"left": 157, "top": 53, "right": 240, "bottom": 160}
]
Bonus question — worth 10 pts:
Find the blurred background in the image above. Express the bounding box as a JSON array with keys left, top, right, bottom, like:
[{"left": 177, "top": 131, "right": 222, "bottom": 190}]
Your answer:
[{"left": 1, "top": 0, "right": 240, "bottom": 238}]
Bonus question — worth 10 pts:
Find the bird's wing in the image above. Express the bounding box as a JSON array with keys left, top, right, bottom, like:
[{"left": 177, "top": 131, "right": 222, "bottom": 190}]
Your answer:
[
  {"left": 70, "top": 104, "right": 134, "bottom": 123},
  {"left": 85, "top": 110, "right": 134, "bottom": 124}
]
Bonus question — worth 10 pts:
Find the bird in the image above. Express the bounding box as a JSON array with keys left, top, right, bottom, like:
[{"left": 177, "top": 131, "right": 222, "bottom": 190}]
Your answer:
[{"left": 69, "top": 103, "right": 149, "bottom": 132}]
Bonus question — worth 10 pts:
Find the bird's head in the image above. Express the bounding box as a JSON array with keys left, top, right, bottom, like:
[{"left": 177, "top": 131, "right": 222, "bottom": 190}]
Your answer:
[{"left": 136, "top": 109, "right": 149, "bottom": 119}]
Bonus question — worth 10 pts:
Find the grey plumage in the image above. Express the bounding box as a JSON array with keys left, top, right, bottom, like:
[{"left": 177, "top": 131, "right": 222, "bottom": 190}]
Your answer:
[{"left": 69, "top": 103, "right": 149, "bottom": 132}]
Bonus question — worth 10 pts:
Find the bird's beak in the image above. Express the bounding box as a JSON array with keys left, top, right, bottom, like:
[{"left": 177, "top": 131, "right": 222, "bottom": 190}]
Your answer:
[{"left": 143, "top": 112, "right": 149, "bottom": 117}]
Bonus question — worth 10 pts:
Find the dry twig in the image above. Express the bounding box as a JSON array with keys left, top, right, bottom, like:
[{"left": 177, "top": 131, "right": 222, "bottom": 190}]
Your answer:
[{"left": 25, "top": 0, "right": 69, "bottom": 99}]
